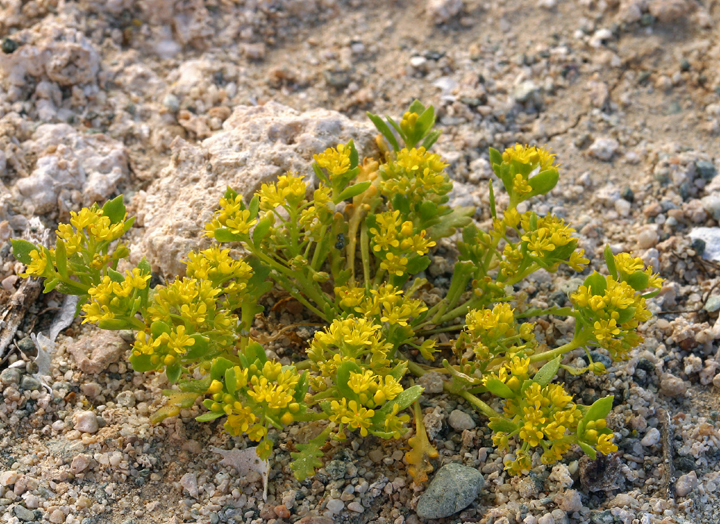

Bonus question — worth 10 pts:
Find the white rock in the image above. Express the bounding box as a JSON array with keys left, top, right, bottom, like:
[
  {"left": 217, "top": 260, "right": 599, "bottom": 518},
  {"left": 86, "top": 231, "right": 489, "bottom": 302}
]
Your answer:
[
  {"left": 660, "top": 374, "right": 687, "bottom": 397},
  {"left": 71, "top": 454, "right": 91, "bottom": 474},
  {"left": 418, "top": 371, "right": 445, "bottom": 394},
  {"left": 689, "top": 228, "right": 720, "bottom": 262},
  {"left": 554, "top": 489, "right": 583, "bottom": 513},
  {"left": 73, "top": 410, "right": 99, "bottom": 434},
  {"left": 713, "top": 373, "right": 720, "bottom": 388},
  {"left": 49, "top": 509, "right": 66, "bottom": 524},
  {"left": 588, "top": 137, "right": 619, "bottom": 161},
  {"left": 615, "top": 198, "right": 631, "bottom": 217},
  {"left": 427, "top": 0, "right": 464, "bottom": 24},
  {"left": 448, "top": 409, "right": 476, "bottom": 431},
  {"left": 675, "top": 471, "right": 697, "bottom": 497},
  {"left": 538, "top": 513, "right": 555, "bottom": 524},
  {"left": 326, "top": 498, "right": 344, "bottom": 514},
  {"left": 636, "top": 227, "right": 659, "bottom": 249},
  {"left": 15, "top": 124, "right": 128, "bottom": 213},
  {"left": 0, "top": 470, "right": 19, "bottom": 486},
  {"left": 641, "top": 428, "right": 661, "bottom": 447},
  {"left": 180, "top": 472, "right": 199, "bottom": 498},
  {"left": 138, "top": 102, "right": 375, "bottom": 275}
]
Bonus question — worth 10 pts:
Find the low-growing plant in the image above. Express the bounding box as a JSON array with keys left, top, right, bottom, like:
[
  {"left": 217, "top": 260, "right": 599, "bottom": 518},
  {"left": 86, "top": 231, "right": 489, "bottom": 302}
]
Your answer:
[{"left": 12, "top": 100, "right": 663, "bottom": 481}]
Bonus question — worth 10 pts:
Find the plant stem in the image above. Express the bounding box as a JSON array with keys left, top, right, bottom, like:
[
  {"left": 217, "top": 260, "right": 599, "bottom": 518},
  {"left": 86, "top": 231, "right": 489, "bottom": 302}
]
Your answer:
[
  {"left": 528, "top": 333, "right": 588, "bottom": 364},
  {"left": 415, "top": 324, "right": 464, "bottom": 336},
  {"left": 360, "top": 222, "right": 371, "bottom": 291},
  {"left": 515, "top": 306, "right": 574, "bottom": 319}
]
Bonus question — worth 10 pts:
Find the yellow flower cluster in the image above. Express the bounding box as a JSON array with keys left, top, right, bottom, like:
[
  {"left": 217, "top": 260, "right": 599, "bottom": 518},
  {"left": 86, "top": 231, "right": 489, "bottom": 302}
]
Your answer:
[
  {"left": 329, "top": 398, "right": 375, "bottom": 437},
  {"left": 614, "top": 252, "right": 664, "bottom": 289},
  {"left": 205, "top": 194, "right": 258, "bottom": 238},
  {"left": 307, "top": 317, "right": 393, "bottom": 375},
  {"left": 336, "top": 284, "right": 427, "bottom": 328},
  {"left": 369, "top": 210, "right": 436, "bottom": 277},
  {"left": 347, "top": 369, "right": 403, "bottom": 406},
  {"left": 379, "top": 147, "right": 450, "bottom": 204},
  {"left": 82, "top": 268, "right": 151, "bottom": 323},
  {"left": 571, "top": 274, "right": 653, "bottom": 359},
  {"left": 184, "top": 247, "right": 253, "bottom": 305},
  {"left": 313, "top": 144, "right": 352, "bottom": 179},
  {"left": 132, "top": 324, "right": 195, "bottom": 366},
  {"left": 502, "top": 144, "right": 557, "bottom": 172},
  {"left": 499, "top": 381, "right": 584, "bottom": 472},
  {"left": 21, "top": 249, "right": 50, "bottom": 278},
  {"left": 464, "top": 304, "right": 535, "bottom": 363},
  {"left": 257, "top": 173, "right": 308, "bottom": 211},
  {"left": 520, "top": 214, "right": 588, "bottom": 271}
]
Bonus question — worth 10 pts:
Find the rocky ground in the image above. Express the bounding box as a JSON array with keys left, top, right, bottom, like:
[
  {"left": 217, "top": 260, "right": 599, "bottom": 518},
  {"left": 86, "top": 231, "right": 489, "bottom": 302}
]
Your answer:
[{"left": 1, "top": 0, "right": 720, "bottom": 523}]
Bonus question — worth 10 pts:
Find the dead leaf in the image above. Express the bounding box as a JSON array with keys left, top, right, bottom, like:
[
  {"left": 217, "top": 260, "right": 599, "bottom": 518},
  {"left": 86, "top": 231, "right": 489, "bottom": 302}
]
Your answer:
[{"left": 210, "top": 446, "right": 269, "bottom": 501}]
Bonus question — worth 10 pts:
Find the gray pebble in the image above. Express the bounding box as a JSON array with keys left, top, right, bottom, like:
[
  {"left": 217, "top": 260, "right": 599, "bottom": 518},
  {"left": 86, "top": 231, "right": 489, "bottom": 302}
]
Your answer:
[
  {"left": 448, "top": 409, "right": 476, "bottom": 431},
  {"left": 696, "top": 160, "right": 717, "bottom": 180},
  {"left": 0, "top": 367, "right": 21, "bottom": 386},
  {"left": 704, "top": 295, "right": 720, "bottom": 313},
  {"left": 17, "top": 336, "right": 35, "bottom": 353},
  {"left": 418, "top": 371, "right": 445, "bottom": 394},
  {"left": 416, "top": 463, "right": 485, "bottom": 519},
  {"left": 117, "top": 390, "right": 136, "bottom": 408},
  {"left": 20, "top": 375, "right": 42, "bottom": 391},
  {"left": 14, "top": 505, "right": 37, "bottom": 522}
]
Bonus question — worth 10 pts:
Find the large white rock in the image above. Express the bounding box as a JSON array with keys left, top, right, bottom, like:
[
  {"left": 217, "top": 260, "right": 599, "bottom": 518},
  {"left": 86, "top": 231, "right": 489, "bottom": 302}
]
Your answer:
[
  {"left": 137, "top": 102, "right": 375, "bottom": 275},
  {"left": 15, "top": 124, "right": 128, "bottom": 213}
]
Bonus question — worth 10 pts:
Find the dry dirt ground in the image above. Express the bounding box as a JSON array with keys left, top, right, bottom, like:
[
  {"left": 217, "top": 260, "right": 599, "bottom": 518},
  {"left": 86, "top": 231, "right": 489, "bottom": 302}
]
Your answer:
[{"left": 1, "top": 0, "right": 720, "bottom": 523}]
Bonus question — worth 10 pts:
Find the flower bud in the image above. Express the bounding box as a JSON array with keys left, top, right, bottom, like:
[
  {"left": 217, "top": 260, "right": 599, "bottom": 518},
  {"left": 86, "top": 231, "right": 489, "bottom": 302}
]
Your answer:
[
  {"left": 281, "top": 412, "right": 294, "bottom": 425},
  {"left": 208, "top": 380, "right": 224, "bottom": 394}
]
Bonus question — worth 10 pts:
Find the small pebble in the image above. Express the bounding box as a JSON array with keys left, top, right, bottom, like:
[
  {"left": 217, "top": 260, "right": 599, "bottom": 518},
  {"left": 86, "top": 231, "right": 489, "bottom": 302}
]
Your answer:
[
  {"left": 641, "top": 428, "right": 661, "bottom": 447},
  {"left": 74, "top": 411, "right": 99, "bottom": 433},
  {"left": 326, "top": 498, "right": 344, "bottom": 514},
  {"left": 418, "top": 371, "right": 444, "bottom": 394},
  {"left": 675, "top": 471, "right": 698, "bottom": 497},
  {"left": 660, "top": 374, "right": 687, "bottom": 397},
  {"left": 448, "top": 409, "right": 476, "bottom": 431}
]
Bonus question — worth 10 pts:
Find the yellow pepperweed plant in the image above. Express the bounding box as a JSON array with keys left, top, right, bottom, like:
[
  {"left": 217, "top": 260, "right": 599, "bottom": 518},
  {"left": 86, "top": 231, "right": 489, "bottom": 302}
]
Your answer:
[{"left": 12, "top": 100, "right": 663, "bottom": 481}]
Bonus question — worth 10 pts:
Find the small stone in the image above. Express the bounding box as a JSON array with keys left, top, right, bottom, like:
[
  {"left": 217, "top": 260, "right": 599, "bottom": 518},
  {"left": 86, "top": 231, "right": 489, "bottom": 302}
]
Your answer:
[
  {"left": 675, "top": 471, "right": 698, "bottom": 497},
  {"left": 416, "top": 463, "right": 485, "bottom": 519},
  {"left": 641, "top": 428, "right": 661, "bottom": 447},
  {"left": 19, "top": 375, "right": 41, "bottom": 391},
  {"left": 68, "top": 331, "right": 129, "bottom": 375},
  {"left": 689, "top": 228, "right": 720, "bottom": 261},
  {"left": 74, "top": 411, "right": 99, "bottom": 433},
  {"left": 347, "top": 501, "right": 364, "bottom": 512},
  {"left": 368, "top": 449, "right": 385, "bottom": 463},
  {"left": 325, "top": 460, "right": 347, "bottom": 480},
  {"left": 448, "top": 410, "right": 476, "bottom": 431},
  {"left": 713, "top": 373, "right": 720, "bottom": 388},
  {"left": 538, "top": 514, "right": 555, "bottom": 524},
  {"left": 554, "top": 489, "right": 583, "bottom": 513},
  {"left": 49, "top": 508, "right": 65, "bottom": 523},
  {"left": 163, "top": 94, "right": 180, "bottom": 113},
  {"left": 636, "top": 227, "right": 659, "bottom": 249},
  {"left": 295, "top": 517, "right": 334, "bottom": 524},
  {"left": 81, "top": 382, "right": 101, "bottom": 398},
  {"left": 514, "top": 81, "right": 539, "bottom": 103},
  {"left": 14, "top": 505, "right": 36, "bottom": 521},
  {"left": 614, "top": 198, "right": 631, "bottom": 217},
  {"left": 588, "top": 138, "right": 619, "bottom": 161},
  {"left": 24, "top": 494, "right": 39, "bottom": 509},
  {"left": 0, "top": 471, "right": 19, "bottom": 486},
  {"left": 274, "top": 505, "right": 290, "bottom": 519},
  {"left": 71, "top": 454, "right": 92, "bottom": 474},
  {"left": 660, "top": 374, "right": 687, "bottom": 397},
  {"left": 427, "top": 0, "right": 464, "bottom": 24},
  {"left": 117, "top": 390, "right": 136, "bottom": 408},
  {"left": 410, "top": 56, "right": 427, "bottom": 68},
  {"left": 0, "top": 368, "right": 21, "bottom": 386},
  {"left": 696, "top": 160, "right": 717, "bottom": 180},
  {"left": 180, "top": 472, "right": 199, "bottom": 498},
  {"left": 621, "top": 187, "right": 635, "bottom": 202},
  {"left": 1, "top": 37, "right": 19, "bottom": 54},
  {"left": 704, "top": 296, "right": 720, "bottom": 313},
  {"left": 17, "top": 337, "right": 35, "bottom": 352},
  {"left": 326, "top": 498, "right": 344, "bottom": 514},
  {"left": 700, "top": 195, "right": 720, "bottom": 221},
  {"left": 418, "top": 371, "right": 444, "bottom": 394}
]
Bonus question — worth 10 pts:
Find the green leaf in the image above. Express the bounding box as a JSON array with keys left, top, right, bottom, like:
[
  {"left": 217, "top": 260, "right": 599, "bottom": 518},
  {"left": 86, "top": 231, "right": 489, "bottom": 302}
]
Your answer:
[
  {"left": 528, "top": 168, "right": 559, "bottom": 197},
  {"left": 312, "top": 162, "right": 329, "bottom": 185},
  {"left": 404, "top": 255, "right": 431, "bottom": 275},
  {"left": 224, "top": 186, "right": 239, "bottom": 200},
  {"left": 184, "top": 334, "right": 210, "bottom": 360},
  {"left": 294, "top": 371, "right": 309, "bottom": 402},
  {"left": 10, "top": 239, "right": 38, "bottom": 265},
  {"left": 108, "top": 268, "right": 125, "bottom": 283},
  {"left": 416, "top": 106, "right": 436, "bottom": 136},
  {"left": 484, "top": 378, "right": 516, "bottom": 399},
  {"left": 54, "top": 238, "right": 68, "bottom": 278},
  {"left": 335, "top": 181, "right": 371, "bottom": 203},
  {"left": 391, "top": 194, "right": 411, "bottom": 215},
  {"left": 290, "top": 428, "right": 330, "bottom": 481},
  {"left": 348, "top": 139, "right": 359, "bottom": 169},
  {"left": 421, "top": 129, "right": 442, "bottom": 150},
  {"left": 166, "top": 363, "right": 182, "bottom": 383},
  {"left": 604, "top": 245, "right": 617, "bottom": 279},
  {"left": 372, "top": 385, "right": 423, "bottom": 424},
  {"left": 366, "top": 112, "right": 399, "bottom": 151},
  {"left": 178, "top": 376, "right": 212, "bottom": 393},
  {"left": 98, "top": 318, "right": 136, "bottom": 330},
  {"left": 408, "top": 99, "right": 426, "bottom": 114},
  {"left": 534, "top": 357, "right": 561, "bottom": 386},
  {"left": 211, "top": 357, "right": 234, "bottom": 381},
  {"left": 245, "top": 342, "right": 267, "bottom": 366},
  {"left": 336, "top": 361, "right": 362, "bottom": 401},
  {"left": 252, "top": 216, "right": 273, "bottom": 246},
  {"left": 626, "top": 271, "right": 650, "bottom": 291},
  {"left": 425, "top": 206, "right": 474, "bottom": 240},
  {"left": 196, "top": 412, "right": 225, "bottom": 422},
  {"left": 489, "top": 180, "right": 497, "bottom": 219},
  {"left": 419, "top": 201, "right": 438, "bottom": 221},
  {"left": 616, "top": 306, "right": 636, "bottom": 324},
  {"left": 583, "top": 272, "right": 607, "bottom": 296},
  {"left": 213, "top": 228, "right": 242, "bottom": 243},
  {"left": 386, "top": 116, "right": 404, "bottom": 141},
  {"left": 248, "top": 195, "right": 260, "bottom": 219},
  {"left": 579, "top": 441, "right": 597, "bottom": 460},
  {"left": 151, "top": 320, "right": 171, "bottom": 337},
  {"left": 489, "top": 147, "right": 503, "bottom": 166},
  {"left": 138, "top": 257, "right": 151, "bottom": 274},
  {"left": 641, "top": 288, "right": 661, "bottom": 299},
  {"left": 225, "top": 367, "right": 237, "bottom": 396},
  {"left": 102, "top": 195, "right": 126, "bottom": 224},
  {"left": 129, "top": 354, "right": 156, "bottom": 373},
  {"left": 488, "top": 418, "right": 518, "bottom": 433},
  {"left": 583, "top": 395, "right": 615, "bottom": 424},
  {"left": 122, "top": 216, "right": 136, "bottom": 233}
]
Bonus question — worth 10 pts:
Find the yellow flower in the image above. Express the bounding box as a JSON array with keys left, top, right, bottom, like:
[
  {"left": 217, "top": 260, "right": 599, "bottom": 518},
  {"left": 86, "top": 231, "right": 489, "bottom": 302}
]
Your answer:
[
  {"left": 22, "top": 249, "right": 49, "bottom": 277},
  {"left": 512, "top": 173, "right": 533, "bottom": 196},
  {"left": 596, "top": 433, "right": 617, "bottom": 455},
  {"left": 313, "top": 143, "right": 352, "bottom": 179},
  {"left": 593, "top": 318, "right": 621, "bottom": 342},
  {"left": 206, "top": 194, "right": 258, "bottom": 237},
  {"left": 56, "top": 223, "right": 83, "bottom": 255},
  {"left": 81, "top": 302, "right": 114, "bottom": 324},
  {"left": 501, "top": 144, "right": 557, "bottom": 171},
  {"left": 340, "top": 400, "right": 375, "bottom": 436},
  {"left": 257, "top": 174, "right": 307, "bottom": 211},
  {"left": 70, "top": 208, "right": 102, "bottom": 230},
  {"left": 348, "top": 369, "right": 376, "bottom": 395},
  {"left": 568, "top": 249, "right": 589, "bottom": 271},
  {"left": 247, "top": 424, "right": 268, "bottom": 442},
  {"left": 380, "top": 252, "right": 408, "bottom": 277}
]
